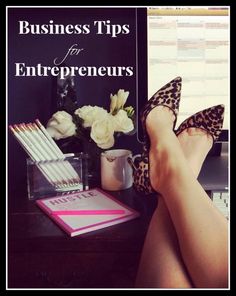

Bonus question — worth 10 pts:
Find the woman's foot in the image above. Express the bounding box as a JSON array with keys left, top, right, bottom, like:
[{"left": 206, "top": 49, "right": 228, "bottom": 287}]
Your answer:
[
  {"left": 177, "top": 128, "right": 213, "bottom": 177},
  {"left": 146, "top": 107, "right": 214, "bottom": 191},
  {"left": 129, "top": 77, "right": 182, "bottom": 195},
  {"left": 146, "top": 106, "right": 175, "bottom": 138},
  {"left": 146, "top": 106, "right": 179, "bottom": 192}
]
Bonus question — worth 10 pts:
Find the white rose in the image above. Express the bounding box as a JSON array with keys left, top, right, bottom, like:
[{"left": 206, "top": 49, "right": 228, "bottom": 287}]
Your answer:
[
  {"left": 110, "top": 89, "right": 129, "bottom": 113},
  {"left": 74, "top": 105, "right": 108, "bottom": 128},
  {"left": 46, "top": 111, "right": 76, "bottom": 140},
  {"left": 112, "top": 109, "right": 134, "bottom": 133},
  {"left": 90, "top": 115, "right": 115, "bottom": 149}
]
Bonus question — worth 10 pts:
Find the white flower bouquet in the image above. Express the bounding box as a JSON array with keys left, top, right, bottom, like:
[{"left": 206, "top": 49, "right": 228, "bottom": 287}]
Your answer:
[{"left": 46, "top": 89, "right": 135, "bottom": 150}]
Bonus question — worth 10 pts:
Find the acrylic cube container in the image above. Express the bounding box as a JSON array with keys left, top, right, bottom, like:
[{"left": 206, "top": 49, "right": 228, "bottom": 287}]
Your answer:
[{"left": 26, "top": 153, "right": 89, "bottom": 200}]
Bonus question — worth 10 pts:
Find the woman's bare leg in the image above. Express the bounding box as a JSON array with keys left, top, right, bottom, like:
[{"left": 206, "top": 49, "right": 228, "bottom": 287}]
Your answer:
[
  {"left": 136, "top": 108, "right": 194, "bottom": 288},
  {"left": 135, "top": 108, "right": 215, "bottom": 288},
  {"left": 135, "top": 196, "right": 193, "bottom": 288},
  {"left": 147, "top": 107, "right": 228, "bottom": 288}
]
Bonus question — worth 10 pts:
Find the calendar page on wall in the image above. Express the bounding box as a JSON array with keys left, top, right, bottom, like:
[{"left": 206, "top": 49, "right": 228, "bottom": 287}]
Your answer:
[{"left": 148, "top": 6, "right": 229, "bottom": 130}]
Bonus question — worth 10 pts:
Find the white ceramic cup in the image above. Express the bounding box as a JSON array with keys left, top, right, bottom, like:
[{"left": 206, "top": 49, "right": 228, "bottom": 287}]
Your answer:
[{"left": 101, "top": 149, "right": 134, "bottom": 191}]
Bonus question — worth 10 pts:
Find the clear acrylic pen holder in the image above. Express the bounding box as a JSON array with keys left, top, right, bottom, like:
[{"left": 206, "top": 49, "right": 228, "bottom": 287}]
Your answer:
[{"left": 27, "top": 153, "right": 89, "bottom": 200}]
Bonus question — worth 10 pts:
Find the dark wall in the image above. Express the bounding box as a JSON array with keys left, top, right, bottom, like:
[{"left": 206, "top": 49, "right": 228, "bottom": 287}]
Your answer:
[{"left": 8, "top": 7, "right": 144, "bottom": 202}]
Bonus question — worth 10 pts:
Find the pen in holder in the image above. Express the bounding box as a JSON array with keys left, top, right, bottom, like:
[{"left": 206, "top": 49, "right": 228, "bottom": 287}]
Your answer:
[{"left": 27, "top": 153, "right": 89, "bottom": 200}]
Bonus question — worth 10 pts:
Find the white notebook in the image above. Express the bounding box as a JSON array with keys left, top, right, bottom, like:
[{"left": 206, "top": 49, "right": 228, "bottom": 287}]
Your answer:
[{"left": 36, "top": 188, "right": 140, "bottom": 237}]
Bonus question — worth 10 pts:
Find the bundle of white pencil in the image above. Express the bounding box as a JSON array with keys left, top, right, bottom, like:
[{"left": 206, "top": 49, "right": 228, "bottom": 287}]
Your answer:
[{"left": 9, "top": 119, "right": 82, "bottom": 191}]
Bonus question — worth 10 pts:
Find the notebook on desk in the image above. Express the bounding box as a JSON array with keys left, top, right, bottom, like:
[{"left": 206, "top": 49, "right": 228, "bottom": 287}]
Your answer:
[{"left": 36, "top": 188, "right": 140, "bottom": 237}]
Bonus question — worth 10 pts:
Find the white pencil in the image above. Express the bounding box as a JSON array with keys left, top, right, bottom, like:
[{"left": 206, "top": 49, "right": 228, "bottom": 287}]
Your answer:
[
  {"left": 22, "top": 123, "right": 74, "bottom": 184},
  {"left": 13, "top": 124, "right": 64, "bottom": 186},
  {"left": 28, "top": 123, "right": 76, "bottom": 183},
  {"left": 35, "top": 119, "right": 81, "bottom": 181},
  {"left": 10, "top": 120, "right": 84, "bottom": 191},
  {"left": 17, "top": 124, "right": 70, "bottom": 186},
  {"left": 9, "top": 125, "right": 60, "bottom": 187},
  {"left": 31, "top": 122, "right": 80, "bottom": 182},
  {"left": 14, "top": 124, "right": 70, "bottom": 188}
]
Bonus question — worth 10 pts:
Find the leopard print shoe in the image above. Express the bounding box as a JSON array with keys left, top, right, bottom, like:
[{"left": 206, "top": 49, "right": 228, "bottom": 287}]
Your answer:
[
  {"left": 141, "top": 76, "right": 182, "bottom": 150},
  {"left": 128, "top": 77, "right": 182, "bottom": 195},
  {"left": 128, "top": 103, "right": 225, "bottom": 195},
  {"left": 175, "top": 104, "right": 225, "bottom": 142}
]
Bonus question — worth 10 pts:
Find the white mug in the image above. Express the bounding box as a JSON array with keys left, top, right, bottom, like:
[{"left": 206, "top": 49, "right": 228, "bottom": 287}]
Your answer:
[{"left": 101, "top": 149, "right": 134, "bottom": 191}]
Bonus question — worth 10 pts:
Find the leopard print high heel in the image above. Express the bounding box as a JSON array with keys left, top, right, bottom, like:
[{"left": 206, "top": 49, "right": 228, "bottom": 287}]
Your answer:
[
  {"left": 128, "top": 103, "right": 225, "bottom": 195},
  {"left": 175, "top": 104, "right": 225, "bottom": 142},
  {"left": 128, "top": 77, "right": 182, "bottom": 195}
]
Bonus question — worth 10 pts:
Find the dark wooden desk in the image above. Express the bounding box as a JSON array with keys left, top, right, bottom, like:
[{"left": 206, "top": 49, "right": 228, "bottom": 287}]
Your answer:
[{"left": 8, "top": 188, "right": 157, "bottom": 288}]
